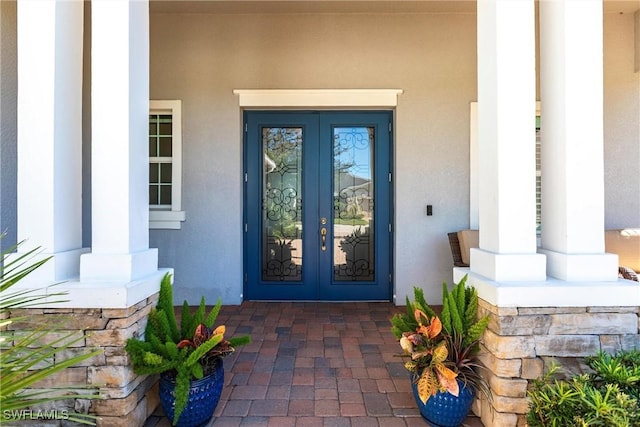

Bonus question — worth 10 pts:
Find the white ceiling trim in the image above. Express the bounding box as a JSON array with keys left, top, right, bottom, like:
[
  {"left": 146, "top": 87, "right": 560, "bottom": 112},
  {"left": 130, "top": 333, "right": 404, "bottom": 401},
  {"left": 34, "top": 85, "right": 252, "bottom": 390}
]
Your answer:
[{"left": 233, "top": 89, "right": 403, "bottom": 107}]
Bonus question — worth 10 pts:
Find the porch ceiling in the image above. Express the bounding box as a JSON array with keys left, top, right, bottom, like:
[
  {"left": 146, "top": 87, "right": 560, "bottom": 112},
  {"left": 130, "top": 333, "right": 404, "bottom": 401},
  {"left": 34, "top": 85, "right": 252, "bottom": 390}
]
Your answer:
[
  {"left": 149, "top": 0, "right": 477, "bottom": 14},
  {"left": 149, "top": 0, "right": 638, "bottom": 15}
]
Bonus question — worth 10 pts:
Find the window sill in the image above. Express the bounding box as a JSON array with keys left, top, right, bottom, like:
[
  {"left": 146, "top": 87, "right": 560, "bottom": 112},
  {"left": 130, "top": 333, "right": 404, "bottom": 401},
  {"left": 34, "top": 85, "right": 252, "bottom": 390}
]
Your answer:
[{"left": 150, "top": 210, "right": 186, "bottom": 230}]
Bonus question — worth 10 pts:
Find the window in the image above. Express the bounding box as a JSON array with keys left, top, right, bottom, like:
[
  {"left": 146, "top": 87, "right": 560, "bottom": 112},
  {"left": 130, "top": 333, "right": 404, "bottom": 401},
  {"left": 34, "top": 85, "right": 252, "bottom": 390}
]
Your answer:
[{"left": 149, "top": 100, "right": 185, "bottom": 229}]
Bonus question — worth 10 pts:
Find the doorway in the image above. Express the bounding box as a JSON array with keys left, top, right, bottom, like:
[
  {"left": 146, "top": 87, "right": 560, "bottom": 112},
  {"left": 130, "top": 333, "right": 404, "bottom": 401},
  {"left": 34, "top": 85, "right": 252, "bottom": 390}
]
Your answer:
[{"left": 244, "top": 111, "right": 393, "bottom": 300}]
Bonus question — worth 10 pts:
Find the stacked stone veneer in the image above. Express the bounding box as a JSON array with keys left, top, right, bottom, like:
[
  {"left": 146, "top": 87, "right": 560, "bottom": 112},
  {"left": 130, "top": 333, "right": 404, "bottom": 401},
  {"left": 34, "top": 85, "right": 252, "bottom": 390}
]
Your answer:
[
  {"left": 473, "top": 299, "right": 640, "bottom": 427},
  {"left": 5, "top": 293, "right": 160, "bottom": 427}
]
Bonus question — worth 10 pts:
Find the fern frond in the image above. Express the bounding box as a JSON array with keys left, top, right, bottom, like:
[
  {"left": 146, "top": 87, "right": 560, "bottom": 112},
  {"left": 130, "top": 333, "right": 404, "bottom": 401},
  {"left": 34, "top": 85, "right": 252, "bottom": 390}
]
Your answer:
[
  {"left": 441, "top": 282, "right": 452, "bottom": 334},
  {"left": 190, "top": 361, "right": 204, "bottom": 379},
  {"left": 157, "top": 273, "right": 180, "bottom": 342},
  {"left": 413, "top": 287, "right": 436, "bottom": 319},
  {"left": 172, "top": 368, "right": 191, "bottom": 425},
  {"left": 464, "top": 286, "right": 479, "bottom": 331},
  {"left": 448, "top": 291, "right": 464, "bottom": 336},
  {"left": 454, "top": 279, "right": 466, "bottom": 325},
  {"left": 180, "top": 300, "right": 192, "bottom": 339},
  {"left": 189, "top": 297, "right": 206, "bottom": 337},
  {"left": 229, "top": 335, "right": 251, "bottom": 347},
  {"left": 205, "top": 298, "right": 222, "bottom": 329},
  {"left": 465, "top": 315, "right": 489, "bottom": 347},
  {"left": 145, "top": 308, "right": 164, "bottom": 341}
]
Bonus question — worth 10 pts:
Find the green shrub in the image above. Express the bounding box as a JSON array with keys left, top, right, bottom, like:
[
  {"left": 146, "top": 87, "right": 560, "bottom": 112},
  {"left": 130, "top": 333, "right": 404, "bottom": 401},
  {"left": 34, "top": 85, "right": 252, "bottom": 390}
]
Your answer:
[{"left": 527, "top": 349, "right": 640, "bottom": 427}]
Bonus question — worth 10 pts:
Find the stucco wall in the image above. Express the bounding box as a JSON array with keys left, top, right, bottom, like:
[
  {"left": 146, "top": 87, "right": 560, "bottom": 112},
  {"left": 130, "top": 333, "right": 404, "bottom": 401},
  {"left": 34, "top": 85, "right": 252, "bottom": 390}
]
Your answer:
[
  {"left": 148, "top": 11, "right": 478, "bottom": 305},
  {"left": 603, "top": 11, "right": 640, "bottom": 229},
  {"left": 148, "top": 10, "right": 640, "bottom": 306},
  {"left": 0, "top": 0, "right": 17, "bottom": 253}
]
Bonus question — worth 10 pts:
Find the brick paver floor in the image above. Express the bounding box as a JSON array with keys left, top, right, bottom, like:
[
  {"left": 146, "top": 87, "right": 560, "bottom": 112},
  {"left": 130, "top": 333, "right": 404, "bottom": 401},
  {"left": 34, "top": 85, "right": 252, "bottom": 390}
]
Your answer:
[{"left": 144, "top": 302, "right": 483, "bottom": 427}]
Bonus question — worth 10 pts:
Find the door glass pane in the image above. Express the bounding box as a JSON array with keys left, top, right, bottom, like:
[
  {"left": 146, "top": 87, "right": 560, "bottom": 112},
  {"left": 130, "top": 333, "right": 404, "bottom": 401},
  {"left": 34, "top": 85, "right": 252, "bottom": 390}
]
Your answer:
[
  {"left": 262, "top": 127, "right": 303, "bottom": 281},
  {"left": 333, "top": 127, "right": 375, "bottom": 282}
]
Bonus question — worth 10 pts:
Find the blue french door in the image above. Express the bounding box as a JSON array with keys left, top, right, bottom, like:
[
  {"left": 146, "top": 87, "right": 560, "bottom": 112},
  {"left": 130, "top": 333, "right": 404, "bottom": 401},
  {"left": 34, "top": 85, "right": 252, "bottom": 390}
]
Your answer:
[{"left": 244, "top": 111, "right": 392, "bottom": 301}]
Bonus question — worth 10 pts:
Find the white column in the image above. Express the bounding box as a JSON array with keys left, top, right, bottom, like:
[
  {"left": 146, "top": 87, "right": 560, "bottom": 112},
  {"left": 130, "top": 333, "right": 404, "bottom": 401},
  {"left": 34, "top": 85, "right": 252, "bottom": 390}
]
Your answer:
[
  {"left": 473, "top": 0, "right": 546, "bottom": 281},
  {"left": 13, "top": 0, "right": 87, "bottom": 283},
  {"left": 80, "top": 0, "right": 158, "bottom": 282},
  {"left": 538, "top": 0, "right": 618, "bottom": 281}
]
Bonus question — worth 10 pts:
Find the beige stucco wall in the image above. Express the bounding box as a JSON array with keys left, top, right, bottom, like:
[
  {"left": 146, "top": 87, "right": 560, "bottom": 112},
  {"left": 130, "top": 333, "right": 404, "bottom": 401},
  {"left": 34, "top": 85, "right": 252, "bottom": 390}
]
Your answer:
[
  {"left": 603, "top": 11, "right": 640, "bottom": 229},
  {"left": 148, "top": 11, "right": 478, "bottom": 304},
  {"left": 148, "top": 9, "right": 640, "bottom": 305}
]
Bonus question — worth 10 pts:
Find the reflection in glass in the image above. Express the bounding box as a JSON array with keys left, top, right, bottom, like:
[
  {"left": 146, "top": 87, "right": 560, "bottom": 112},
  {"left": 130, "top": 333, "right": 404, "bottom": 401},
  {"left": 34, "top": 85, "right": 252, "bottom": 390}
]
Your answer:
[
  {"left": 333, "top": 127, "right": 375, "bottom": 281},
  {"left": 262, "top": 127, "right": 303, "bottom": 281}
]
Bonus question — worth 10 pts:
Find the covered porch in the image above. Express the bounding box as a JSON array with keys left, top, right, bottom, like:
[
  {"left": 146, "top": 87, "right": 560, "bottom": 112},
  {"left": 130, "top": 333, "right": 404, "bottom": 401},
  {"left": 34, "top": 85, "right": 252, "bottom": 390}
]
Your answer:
[{"left": 1, "top": 0, "right": 639, "bottom": 426}]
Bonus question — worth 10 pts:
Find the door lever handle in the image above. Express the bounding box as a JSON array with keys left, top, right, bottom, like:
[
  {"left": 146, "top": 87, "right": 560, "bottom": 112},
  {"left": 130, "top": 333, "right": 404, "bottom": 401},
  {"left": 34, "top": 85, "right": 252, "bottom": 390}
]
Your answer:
[{"left": 320, "top": 227, "right": 327, "bottom": 251}]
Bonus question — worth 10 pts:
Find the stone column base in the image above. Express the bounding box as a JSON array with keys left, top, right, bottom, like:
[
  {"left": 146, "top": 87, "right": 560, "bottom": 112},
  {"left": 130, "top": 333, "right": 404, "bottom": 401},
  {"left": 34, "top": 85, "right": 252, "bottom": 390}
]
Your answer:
[
  {"left": 474, "top": 299, "right": 640, "bottom": 427},
  {"left": 5, "top": 293, "right": 160, "bottom": 426}
]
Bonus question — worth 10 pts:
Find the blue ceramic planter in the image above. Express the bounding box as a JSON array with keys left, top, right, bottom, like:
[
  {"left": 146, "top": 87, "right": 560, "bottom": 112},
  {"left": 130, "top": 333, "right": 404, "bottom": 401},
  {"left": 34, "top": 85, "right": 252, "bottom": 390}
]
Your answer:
[
  {"left": 159, "top": 360, "right": 224, "bottom": 427},
  {"left": 411, "top": 377, "right": 475, "bottom": 427}
]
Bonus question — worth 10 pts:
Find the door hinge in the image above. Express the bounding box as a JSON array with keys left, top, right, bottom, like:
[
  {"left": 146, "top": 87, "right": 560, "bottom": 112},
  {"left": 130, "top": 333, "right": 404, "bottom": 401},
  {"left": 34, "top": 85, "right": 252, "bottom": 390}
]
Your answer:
[
  {"left": 388, "top": 172, "right": 392, "bottom": 183},
  {"left": 388, "top": 122, "right": 392, "bottom": 133},
  {"left": 245, "top": 123, "right": 248, "bottom": 132},
  {"left": 245, "top": 173, "right": 248, "bottom": 182},
  {"left": 244, "top": 223, "right": 248, "bottom": 232},
  {"left": 389, "top": 273, "right": 392, "bottom": 284},
  {"left": 388, "top": 223, "right": 392, "bottom": 233},
  {"left": 244, "top": 273, "right": 248, "bottom": 282}
]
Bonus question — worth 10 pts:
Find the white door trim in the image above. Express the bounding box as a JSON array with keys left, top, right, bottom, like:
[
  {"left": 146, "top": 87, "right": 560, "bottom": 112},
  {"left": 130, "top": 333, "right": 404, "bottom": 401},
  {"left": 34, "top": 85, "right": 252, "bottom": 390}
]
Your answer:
[{"left": 233, "top": 89, "right": 403, "bottom": 108}]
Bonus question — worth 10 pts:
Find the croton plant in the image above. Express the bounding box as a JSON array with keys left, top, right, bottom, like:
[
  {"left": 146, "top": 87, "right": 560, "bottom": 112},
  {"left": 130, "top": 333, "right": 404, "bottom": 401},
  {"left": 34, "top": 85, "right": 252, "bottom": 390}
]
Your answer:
[{"left": 125, "top": 273, "right": 250, "bottom": 425}]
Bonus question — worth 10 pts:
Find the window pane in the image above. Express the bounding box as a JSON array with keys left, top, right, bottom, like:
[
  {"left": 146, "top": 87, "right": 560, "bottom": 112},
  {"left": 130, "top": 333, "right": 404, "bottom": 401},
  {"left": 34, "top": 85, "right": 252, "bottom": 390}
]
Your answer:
[
  {"left": 149, "top": 163, "right": 159, "bottom": 183},
  {"left": 261, "top": 127, "right": 303, "bottom": 282},
  {"left": 160, "top": 185, "right": 172, "bottom": 205},
  {"left": 149, "top": 184, "right": 159, "bottom": 205},
  {"left": 159, "top": 122, "right": 172, "bottom": 136},
  {"left": 333, "top": 127, "right": 375, "bottom": 282},
  {"left": 149, "top": 122, "right": 157, "bottom": 136},
  {"left": 160, "top": 163, "right": 172, "bottom": 183},
  {"left": 159, "top": 137, "right": 172, "bottom": 157},
  {"left": 149, "top": 137, "right": 158, "bottom": 157}
]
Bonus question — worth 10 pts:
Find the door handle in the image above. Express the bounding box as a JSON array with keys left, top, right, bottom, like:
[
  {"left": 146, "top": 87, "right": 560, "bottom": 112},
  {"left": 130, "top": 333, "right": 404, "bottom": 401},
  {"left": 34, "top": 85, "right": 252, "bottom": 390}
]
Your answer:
[{"left": 320, "top": 227, "right": 327, "bottom": 251}]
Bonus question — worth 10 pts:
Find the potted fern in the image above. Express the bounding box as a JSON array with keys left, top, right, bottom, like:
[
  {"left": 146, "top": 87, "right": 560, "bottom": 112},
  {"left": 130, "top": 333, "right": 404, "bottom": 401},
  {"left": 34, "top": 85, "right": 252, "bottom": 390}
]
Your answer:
[
  {"left": 125, "top": 273, "right": 250, "bottom": 426},
  {"left": 390, "top": 275, "right": 490, "bottom": 427}
]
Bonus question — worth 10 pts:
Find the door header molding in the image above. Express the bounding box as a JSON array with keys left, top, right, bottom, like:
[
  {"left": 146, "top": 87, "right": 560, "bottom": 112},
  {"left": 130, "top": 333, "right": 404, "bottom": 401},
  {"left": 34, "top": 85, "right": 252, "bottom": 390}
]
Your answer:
[{"left": 233, "top": 89, "right": 403, "bottom": 108}]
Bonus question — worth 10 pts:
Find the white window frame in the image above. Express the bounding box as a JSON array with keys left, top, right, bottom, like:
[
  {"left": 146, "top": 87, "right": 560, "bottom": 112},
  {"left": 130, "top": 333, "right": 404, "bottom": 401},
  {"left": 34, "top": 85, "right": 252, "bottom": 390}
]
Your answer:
[{"left": 149, "top": 100, "right": 186, "bottom": 229}]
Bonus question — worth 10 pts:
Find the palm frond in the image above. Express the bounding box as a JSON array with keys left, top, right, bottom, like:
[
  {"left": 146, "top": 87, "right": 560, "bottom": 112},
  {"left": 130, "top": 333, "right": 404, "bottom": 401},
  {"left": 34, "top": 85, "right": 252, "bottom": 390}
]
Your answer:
[{"left": 0, "top": 237, "right": 103, "bottom": 424}]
